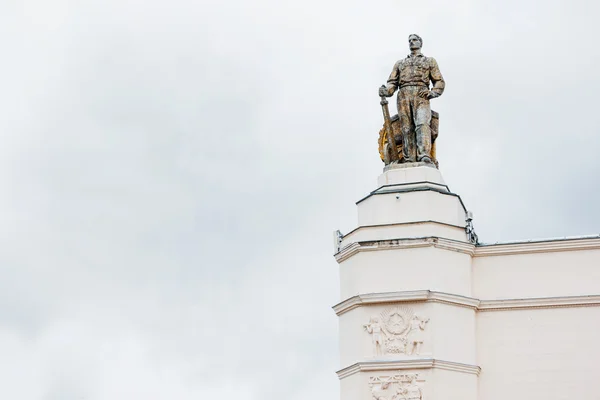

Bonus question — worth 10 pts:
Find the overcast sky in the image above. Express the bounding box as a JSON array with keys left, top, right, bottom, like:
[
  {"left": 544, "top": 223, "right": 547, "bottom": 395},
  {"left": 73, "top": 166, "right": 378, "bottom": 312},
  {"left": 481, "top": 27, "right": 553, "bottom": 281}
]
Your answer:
[{"left": 1, "top": 0, "right": 600, "bottom": 399}]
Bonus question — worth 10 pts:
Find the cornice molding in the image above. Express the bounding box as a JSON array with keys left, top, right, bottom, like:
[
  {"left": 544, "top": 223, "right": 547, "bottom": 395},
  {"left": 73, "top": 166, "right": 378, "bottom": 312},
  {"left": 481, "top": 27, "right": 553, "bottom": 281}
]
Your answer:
[
  {"left": 333, "top": 290, "right": 480, "bottom": 316},
  {"left": 479, "top": 295, "right": 600, "bottom": 311},
  {"left": 333, "top": 291, "right": 600, "bottom": 315},
  {"left": 341, "top": 221, "right": 466, "bottom": 242},
  {"left": 356, "top": 186, "right": 468, "bottom": 214},
  {"left": 475, "top": 237, "right": 600, "bottom": 257},
  {"left": 334, "top": 235, "right": 600, "bottom": 262},
  {"left": 336, "top": 359, "right": 481, "bottom": 380},
  {"left": 335, "top": 237, "right": 475, "bottom": 263}
]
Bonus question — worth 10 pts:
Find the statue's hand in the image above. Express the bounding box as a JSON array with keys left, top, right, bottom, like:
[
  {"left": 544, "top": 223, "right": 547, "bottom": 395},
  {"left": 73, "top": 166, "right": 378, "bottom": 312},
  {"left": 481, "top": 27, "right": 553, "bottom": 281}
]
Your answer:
[
  {"left": 418, "top": 89, "right": 431, "bottom": 99},
  {"left": 419, "top": 89, "right": 438, "bottom": 100},
  {"left": 379, "top": 86, "right": 389, "bottom": 97}
]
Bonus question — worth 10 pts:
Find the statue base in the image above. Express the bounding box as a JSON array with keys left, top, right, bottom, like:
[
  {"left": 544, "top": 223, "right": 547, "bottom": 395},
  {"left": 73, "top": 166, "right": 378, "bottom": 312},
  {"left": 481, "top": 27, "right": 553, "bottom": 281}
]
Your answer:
[
  {"left": 337, "top": 165, "right": 467, "bottom": 245},
  {"left": 383, "top": 161, "right": 436, "bottom": 172},
  {"left": 377, "top": 164, "right": 446, "bottom": 188}
]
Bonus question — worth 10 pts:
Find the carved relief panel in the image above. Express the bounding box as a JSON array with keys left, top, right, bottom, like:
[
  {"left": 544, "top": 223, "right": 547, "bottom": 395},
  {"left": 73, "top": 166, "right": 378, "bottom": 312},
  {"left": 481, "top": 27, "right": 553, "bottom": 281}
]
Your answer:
[
  {"left": 364, "top": 306, "right": 429, "bottom": 356},
  {"left": 369, "top": 373, "right": 424, "bottom": 400}
]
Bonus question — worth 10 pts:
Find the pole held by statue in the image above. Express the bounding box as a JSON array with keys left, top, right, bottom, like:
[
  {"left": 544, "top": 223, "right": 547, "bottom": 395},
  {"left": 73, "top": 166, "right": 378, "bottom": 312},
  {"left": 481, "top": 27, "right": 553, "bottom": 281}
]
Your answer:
[{"left": 379, "top": 85, "right": 399, "bottom": 163}]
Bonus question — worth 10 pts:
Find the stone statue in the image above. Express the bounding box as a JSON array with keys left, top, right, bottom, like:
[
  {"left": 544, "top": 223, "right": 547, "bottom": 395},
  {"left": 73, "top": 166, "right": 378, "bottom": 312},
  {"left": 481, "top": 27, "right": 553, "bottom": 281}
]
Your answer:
[
  {"left": 465, "top": 211, "right": 479, "bottom": 244},
  {"left": 393, "top": 375, "right": 423, "bottom": 400},
  {"left": 365, "top": 307, "right": 431, "bottom": 356},
  {"left": 379, "top": 34, "right": 445, "bottom": 166},
  {"left": 371, "top": 388, "right": 389, "bottom": 400},
  {"left": 364, "top": 316, "right": 386, "bottom": 356},
  {"left": 370, "top": 377, "right": 392, "bottom": 400},
  {"left": 370, "top": 374, "right": 426, "bottom": 400},
  {"left": 406, "top": 315, "right": 429, "bottom": 355}
]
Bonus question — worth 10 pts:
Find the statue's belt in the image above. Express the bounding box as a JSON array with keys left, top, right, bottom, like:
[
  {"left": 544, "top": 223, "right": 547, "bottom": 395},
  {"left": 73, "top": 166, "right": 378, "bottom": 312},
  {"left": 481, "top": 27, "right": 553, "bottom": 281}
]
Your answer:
[{"left": 399, "top": 82, "right": 429, "bottom": 88}]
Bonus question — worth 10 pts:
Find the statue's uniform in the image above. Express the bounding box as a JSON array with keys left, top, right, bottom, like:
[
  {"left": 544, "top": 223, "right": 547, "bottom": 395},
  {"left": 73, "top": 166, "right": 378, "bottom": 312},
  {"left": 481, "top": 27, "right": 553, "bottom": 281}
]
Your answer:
[{"left": 385, "top": 54, "right": 445, "bottom": 163}]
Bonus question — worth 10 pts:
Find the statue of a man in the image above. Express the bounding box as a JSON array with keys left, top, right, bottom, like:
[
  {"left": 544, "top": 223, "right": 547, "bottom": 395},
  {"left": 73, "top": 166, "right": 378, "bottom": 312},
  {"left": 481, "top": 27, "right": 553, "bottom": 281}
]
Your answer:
[
  {"left": 406, "top": 315, "right": 429, "bottom": 355},
  {"left": 364, "top": 316, "right": 385, "bottom": 356},
  {"left": 379, "top": 34, "right": 445, "bottom": 164}
]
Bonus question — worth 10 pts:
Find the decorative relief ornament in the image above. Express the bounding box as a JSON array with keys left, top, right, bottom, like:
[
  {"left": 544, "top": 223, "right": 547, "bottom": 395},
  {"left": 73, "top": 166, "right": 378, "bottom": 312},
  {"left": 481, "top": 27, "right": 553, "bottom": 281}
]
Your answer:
[
  {"left": 364, "top": 307, "right": 429, "bottom": 356},
  {"left": 363, "top": 316, "right": 385, "bottom": 356},
  {"left": 406, "top": 314, "right": 429, "bottom": 355},
  {"left": 369, "top": 373, "right": 424, "bottom": 400}
]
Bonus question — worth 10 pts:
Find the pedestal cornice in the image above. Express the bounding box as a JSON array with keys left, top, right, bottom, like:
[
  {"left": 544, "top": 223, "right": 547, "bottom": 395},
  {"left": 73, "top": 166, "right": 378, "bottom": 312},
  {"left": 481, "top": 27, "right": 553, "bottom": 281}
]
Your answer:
[
  {"left": 342, "top": 220, "right": 466, "bottom": 239},
  {"left": 335, "top": 237, "right": 475, "bottom": 263},
  {"left": 478, "top": 295, "right": 600, "bottom": 311},
  {"left": 335, "top": 235, "right": 600, "bottom": 263},
  {"left": 336, "top": 359, "right": 482, "bottom": 380},
  {"left": 333, "top": 290, "right": 480, "bottom": 315},
  {"left": 356, "top": 185, "right": 467, "bottom": 215},
  {"left": 475, "top": 236, "right": 600, "bottom": 256},
  {"left": 333, "top": 290, "right": 600, "bottom": 315}
]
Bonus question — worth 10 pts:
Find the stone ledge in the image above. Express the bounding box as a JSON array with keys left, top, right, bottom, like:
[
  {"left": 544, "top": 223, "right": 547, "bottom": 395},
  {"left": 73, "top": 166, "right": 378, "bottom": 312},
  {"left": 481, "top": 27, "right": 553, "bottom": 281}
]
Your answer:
[
  {"left": 333, "top": 290, "right": 600, "bottom": 315},
  {"left": 342, "top": 220, "right": 466, "bottom": 239},
  {"left": 336, "top": 359, "right": 481, "bottom": 380},
  {"left": 355, "top": 186, "right": 467, "bottom": 210},
  {"left": 372, "top": 181, "right": 450, "bottom": 195},
  {"left": 335, "top": 237, "right": 475, "bottom": 263},
  {"left": 333, "top": 290, "right": 479, "bottom": 315},
  {"left": 478, "top": 295, "right": 600, "bottom": 311},
  {"left": 475, "top": 237, "right": 600, "bottom": 257},
  {"left": 334, "top": 235, "right": 600, "bottom": 263}
]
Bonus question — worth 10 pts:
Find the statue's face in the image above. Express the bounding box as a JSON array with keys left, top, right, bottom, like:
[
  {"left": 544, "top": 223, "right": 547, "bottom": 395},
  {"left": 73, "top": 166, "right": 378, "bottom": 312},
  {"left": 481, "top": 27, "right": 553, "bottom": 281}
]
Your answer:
[{"left": 409, "top": 35, "right": 422, "bottom": 50}]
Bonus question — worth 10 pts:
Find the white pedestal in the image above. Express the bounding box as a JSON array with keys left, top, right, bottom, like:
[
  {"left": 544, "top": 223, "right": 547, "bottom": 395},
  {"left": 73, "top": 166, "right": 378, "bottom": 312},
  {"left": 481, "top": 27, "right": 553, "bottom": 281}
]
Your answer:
[{"left": 335, "top": 166, "right": 476, "bottom": 400}]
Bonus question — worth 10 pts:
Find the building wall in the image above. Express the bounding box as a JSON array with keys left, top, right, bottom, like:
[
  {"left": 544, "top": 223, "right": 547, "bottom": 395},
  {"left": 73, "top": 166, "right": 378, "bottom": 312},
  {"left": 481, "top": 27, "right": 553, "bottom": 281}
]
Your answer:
[
  {"left": 477, "top": 307, "right": 600, "bottom": 400},
  {"left": 336, "top": 243, "right": 600, "bottom": 399},
  {"left": 335, "top": 167, "right": 600, "bottom": 400},
  {"left": 339, "top": 247, "right": 473, "bottom": 299},
  {"left": 473, "top": 248, "right": 600, "bottom": 299}
]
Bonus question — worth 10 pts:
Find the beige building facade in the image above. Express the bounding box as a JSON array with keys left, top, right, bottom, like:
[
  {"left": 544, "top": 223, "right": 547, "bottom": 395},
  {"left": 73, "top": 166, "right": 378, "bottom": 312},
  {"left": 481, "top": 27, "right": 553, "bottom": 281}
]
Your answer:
[{"left": 333, "top": 165, "right": 600, "bottom": 400}]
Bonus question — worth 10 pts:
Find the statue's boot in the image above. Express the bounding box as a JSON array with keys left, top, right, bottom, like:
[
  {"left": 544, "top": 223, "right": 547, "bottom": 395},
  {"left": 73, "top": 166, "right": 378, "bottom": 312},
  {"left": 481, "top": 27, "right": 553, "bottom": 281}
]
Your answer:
[{"left": 415, "top": 123, "right": 433, "bottom": 163}]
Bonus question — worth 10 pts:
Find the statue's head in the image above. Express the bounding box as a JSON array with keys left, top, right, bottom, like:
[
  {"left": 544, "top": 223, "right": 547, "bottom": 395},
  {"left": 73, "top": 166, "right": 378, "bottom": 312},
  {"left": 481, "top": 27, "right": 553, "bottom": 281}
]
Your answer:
[{"left": 408, "top": 34, "right": 423, "bottom": 50}]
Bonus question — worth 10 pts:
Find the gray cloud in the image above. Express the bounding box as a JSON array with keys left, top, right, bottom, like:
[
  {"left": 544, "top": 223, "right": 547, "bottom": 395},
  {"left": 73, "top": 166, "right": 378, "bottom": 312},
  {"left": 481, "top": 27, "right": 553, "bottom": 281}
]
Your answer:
[{"left": 0, "top": 0, "right": 599, "bottom": 398}]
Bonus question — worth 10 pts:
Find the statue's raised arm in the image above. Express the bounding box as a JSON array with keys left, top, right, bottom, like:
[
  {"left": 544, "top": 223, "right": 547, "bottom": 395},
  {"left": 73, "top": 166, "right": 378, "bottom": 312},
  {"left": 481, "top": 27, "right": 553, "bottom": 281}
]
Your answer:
[{"left": 378, "top": 34, "right": 445, "bottom": 168}]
